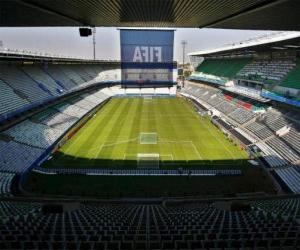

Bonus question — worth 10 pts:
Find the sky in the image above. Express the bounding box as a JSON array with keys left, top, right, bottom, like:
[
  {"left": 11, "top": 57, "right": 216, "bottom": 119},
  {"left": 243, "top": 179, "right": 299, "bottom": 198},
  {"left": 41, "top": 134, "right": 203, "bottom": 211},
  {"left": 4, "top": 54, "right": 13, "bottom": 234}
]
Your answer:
[{"left": 0, "top": 27, "right": 277, "bottom": 63}]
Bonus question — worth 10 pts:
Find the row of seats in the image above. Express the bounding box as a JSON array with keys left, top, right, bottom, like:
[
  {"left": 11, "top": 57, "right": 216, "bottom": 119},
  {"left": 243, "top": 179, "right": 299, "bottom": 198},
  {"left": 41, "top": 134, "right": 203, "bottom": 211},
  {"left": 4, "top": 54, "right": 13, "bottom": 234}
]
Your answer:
[
  {"left": 0, "top": 79, "right": 29, "bottom": 116},
  {"left": 228, "top": 108, "right": 255, "bottom": 124},
  {"left": 2, "top": 90, "right": 110, "bottom": 149},
  {"left": 245, "top": 121, "right": 274, "bottom": 140},
  {"left": 255, "top": 142, "right": 287, "bottom": 168},
  {"left": 182, "top": 85, "right": 256, "bottom": 125},
  {"left": 0, "top": 65, "right": 50, "bottom": 103},
  {"left": 265, "top": 137, "right": 300, "bottom": 163},
  {"left": 0, "top": 200, "right": 40, "bottom": 219},
  {"left": 221, "top": 85, "right": 264, "bottom": 101},
  {"left": 0, "top": 172, "right": 14, "bottom": 195},
  {"left": 193, "top": 58, "right": 251, "bottom": 79},
  {"left": 250, "top": 197, "right": 300, "bottom": 218},
  {"left": 257, "top": 110, "right": 291, "bottom": 132},
  {"left": 0, "top": 198, "right": 300, "bottom": 249},
  {"left": 237, "top": 59, "right": 295, "bottom": 84},
  {"left": 244, "top": 110, "right": 300, "bottom": 165},
  {"left": 274, "top": 167, "right": 300, "bottom": 193},
  {"left": 0, "top": 140, "right": 44, "bottom": 173},
  {"left": 192, "top": 57, "right": 300, "bottom": 93}
]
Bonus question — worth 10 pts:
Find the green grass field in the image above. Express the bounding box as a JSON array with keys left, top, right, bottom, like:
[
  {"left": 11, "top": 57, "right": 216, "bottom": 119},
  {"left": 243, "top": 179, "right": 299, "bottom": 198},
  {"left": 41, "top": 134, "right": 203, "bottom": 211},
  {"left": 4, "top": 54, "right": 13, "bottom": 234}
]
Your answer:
[
  {"left": 25, "top": 97, "right": 277, "bottom": 198},
  {"left": 43, "top": 97, "right": 248, "bottom": 169}
]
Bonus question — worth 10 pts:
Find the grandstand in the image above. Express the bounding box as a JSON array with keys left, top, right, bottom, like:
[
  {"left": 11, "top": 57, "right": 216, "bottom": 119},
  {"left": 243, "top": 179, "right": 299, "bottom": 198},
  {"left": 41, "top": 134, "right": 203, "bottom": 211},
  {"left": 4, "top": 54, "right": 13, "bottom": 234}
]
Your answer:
[
  {"left": 183, "top": 31, "right": 300, "bottom": 197},
  {"left": 191, "top": 58, "right": 251, "bottom": 84},
  {"left": 1, "top": 0, "right": 300, "bottom": 249}
]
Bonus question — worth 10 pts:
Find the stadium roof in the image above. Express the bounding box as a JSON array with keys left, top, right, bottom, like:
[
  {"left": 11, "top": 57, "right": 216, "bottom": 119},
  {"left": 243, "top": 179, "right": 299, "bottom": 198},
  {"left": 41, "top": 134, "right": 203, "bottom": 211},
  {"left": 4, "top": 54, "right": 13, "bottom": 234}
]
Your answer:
[
  {"left": 1, "top": 0, "right": 300, "bottom": 30},
  {"left": 188, "top": 31, "right": 300, "bottom": 57}
]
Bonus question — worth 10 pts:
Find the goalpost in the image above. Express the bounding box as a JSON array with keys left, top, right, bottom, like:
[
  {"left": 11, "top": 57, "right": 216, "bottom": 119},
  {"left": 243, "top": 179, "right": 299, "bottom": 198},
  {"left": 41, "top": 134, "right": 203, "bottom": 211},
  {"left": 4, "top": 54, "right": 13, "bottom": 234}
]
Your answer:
[
  {"left": 137, "top": 153, "right": 160, "bottom": 169},
  {"left": 143, "top": 95, "right": 153, "bottom": 99}
]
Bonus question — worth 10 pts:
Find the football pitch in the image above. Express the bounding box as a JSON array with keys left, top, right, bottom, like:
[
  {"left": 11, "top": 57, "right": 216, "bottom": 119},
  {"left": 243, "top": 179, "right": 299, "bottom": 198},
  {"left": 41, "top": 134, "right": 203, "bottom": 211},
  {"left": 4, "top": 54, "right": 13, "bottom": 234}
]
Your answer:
[{"left": 43, "top": 97, "right": 248, "bottom": 169}]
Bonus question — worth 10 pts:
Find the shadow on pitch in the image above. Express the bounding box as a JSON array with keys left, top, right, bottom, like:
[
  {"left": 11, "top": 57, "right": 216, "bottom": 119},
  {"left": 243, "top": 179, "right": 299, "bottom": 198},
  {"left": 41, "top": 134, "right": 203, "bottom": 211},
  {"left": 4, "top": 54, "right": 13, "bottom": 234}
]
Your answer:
[{"left": 42, "top": 151, "right": 252, "bottom": 170}]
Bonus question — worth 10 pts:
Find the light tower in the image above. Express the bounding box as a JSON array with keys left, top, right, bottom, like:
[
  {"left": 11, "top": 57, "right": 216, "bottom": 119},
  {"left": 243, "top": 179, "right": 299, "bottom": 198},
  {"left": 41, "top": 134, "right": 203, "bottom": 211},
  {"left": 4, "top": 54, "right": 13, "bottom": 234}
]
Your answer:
[
  {"left": 181, "top": 40, "right": 187, "bottom": 66},
  {"left": 181, "top": 40, "right": 187, "bottom": 87},
  {"left": 92, "top": 27, "right": 96, "bottom": 60}
]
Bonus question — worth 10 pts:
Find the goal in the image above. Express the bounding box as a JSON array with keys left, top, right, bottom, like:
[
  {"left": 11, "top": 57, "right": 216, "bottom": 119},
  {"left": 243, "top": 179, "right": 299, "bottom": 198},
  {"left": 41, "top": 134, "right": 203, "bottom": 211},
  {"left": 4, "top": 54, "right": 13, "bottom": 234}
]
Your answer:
[
  {"left": 137, "top": 153, "right": 160, "bottom": 169},
  {"left": 140, "top": 132, "right": 157, "bottom": 144}
]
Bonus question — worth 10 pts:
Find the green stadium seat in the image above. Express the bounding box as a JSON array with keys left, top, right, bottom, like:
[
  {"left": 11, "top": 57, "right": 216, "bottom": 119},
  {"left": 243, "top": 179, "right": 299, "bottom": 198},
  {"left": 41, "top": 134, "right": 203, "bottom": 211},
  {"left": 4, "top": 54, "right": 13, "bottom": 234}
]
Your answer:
[{"left": 280, "top": 59, "right": 300, "bottom": 89}]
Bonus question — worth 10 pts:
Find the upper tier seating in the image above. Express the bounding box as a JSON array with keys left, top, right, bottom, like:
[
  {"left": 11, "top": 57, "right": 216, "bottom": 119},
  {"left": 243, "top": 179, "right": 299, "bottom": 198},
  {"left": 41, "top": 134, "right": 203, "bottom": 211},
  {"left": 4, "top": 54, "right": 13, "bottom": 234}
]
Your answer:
[
  {"left": 74, "top": 65, "right": 94, "bottom": 81},
  {"left": 0, "top": 79, "right": 29, "bottom": 116},
  {"left": 280, "top": 59, "right": 300, "bottom": 89},
  {"left": 46, "top": 65, "right": 77, "bottom": 90},
  {"left": 0, "top": 65, "right": 51, "bottom": 102},
  {"left": 22, "top": 66, "right": 64, "bottom": 96},
  {"left": 195, "top": 58, "right": 251, "bottom": 78},
  {"left": 237, "top": 59, "right": 296, "bottom": 84},
  {"left": 58, "top": 65, "right": 86, "bottom": 85},
  {"left": 0, "top": 64, "right": 119, "bottom": 121}
]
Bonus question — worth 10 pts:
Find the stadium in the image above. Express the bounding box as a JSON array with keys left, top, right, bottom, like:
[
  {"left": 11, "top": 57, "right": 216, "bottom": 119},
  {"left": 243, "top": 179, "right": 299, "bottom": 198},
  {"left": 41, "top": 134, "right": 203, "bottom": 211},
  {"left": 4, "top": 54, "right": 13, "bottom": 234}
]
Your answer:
[{"left": 0, "top": 0, "right": 300, "bottom": 249}]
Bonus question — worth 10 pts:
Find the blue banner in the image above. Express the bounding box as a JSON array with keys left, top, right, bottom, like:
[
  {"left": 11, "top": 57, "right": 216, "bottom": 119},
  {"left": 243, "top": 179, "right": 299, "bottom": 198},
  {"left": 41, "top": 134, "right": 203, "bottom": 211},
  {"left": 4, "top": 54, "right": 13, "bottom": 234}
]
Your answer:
[
  {"left": 120, "top": 29, "right": 175, "bottom": 87},
  {"left": 261, "top": 89, "right": 300, "bottom": 107}
]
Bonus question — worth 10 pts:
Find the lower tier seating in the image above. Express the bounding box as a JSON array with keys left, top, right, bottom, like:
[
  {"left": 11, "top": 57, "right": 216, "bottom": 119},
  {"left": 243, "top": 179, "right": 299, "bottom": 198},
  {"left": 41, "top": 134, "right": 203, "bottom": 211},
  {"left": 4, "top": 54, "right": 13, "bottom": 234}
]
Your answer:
[
  {"left": 282, "top": 128, "right": 300, "bottom": 155},
  {"left": 265, "top": 137, "right": 300, "bottom": 163},
  {"left": 182, "top": 83, "right": 300, "bottom": 168},
  {"left": 0, "top": 87, "right": 113, "bottom": 173},
  {"left": 0, "top": 140, "right": 44, "bottom": 173},
  {"left": 246, "top": 121, "right": 274, "bottom": 140},
  {"left": 0, "top": 172, "right": 14, "bottom": 195},
  {"left": 0, "top": 199, "right": 300, "bottom": 249}
]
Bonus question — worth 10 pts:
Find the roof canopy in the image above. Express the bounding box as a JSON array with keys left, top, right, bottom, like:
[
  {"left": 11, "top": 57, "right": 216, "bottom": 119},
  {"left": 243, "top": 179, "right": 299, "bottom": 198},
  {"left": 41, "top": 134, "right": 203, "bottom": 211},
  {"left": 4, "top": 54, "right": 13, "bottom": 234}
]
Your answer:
[
  {"left": 189, "top": 32, "right": 300, "bottom": 57},
  {"left": 1, "top": 0, "right": 299, "bottom": 30}
]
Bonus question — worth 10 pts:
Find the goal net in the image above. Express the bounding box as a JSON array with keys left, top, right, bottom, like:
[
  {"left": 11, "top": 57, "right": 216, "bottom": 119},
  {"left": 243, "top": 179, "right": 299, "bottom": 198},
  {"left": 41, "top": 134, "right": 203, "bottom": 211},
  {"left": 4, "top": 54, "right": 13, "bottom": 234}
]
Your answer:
[
  {"left": 137, "top": 153, "right": 160, "bottom": 169},
  {"left": 143, "top": 96, "right": 153, "bottom": 103},
  {"left": 140, "top": 132, "right": 157, "bottom": 144}
]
